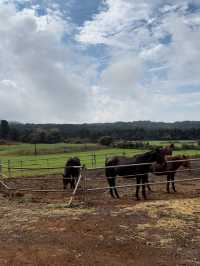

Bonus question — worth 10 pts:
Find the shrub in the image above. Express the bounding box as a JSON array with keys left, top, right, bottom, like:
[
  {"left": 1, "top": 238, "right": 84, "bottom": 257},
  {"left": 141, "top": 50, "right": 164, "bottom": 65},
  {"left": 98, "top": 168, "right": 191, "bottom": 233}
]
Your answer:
[{"left": 99, "top": 136, "right": 113, "bottom": 146}]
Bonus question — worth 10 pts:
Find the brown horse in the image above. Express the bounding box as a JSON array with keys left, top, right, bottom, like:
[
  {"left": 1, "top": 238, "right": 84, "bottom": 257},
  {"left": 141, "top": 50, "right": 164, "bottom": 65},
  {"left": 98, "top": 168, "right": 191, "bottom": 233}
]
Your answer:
[{"left": 151, "top": 155, "right": 191, "bottom": 193}]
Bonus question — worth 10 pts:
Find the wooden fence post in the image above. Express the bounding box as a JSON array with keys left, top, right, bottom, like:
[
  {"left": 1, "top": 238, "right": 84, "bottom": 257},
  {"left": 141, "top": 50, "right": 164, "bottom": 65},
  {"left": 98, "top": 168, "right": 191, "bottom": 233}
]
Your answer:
[
  {"left": 93, "top": 153, "right": 96, "bottom": 168},
  {"left": 91, "top": 153, "right": 94, "bottom": 168},
  {"left": 46, "top": 159, "right": 50, "bottom": 176},
  {"left": 83, "top": 166, "right": 87, "bottom": 203},
  {"left": 20, "top": 160, "right": 23, "bottom": 177},
  {"left": 8, "top": 160, "right": 11, "bottom": 178}
]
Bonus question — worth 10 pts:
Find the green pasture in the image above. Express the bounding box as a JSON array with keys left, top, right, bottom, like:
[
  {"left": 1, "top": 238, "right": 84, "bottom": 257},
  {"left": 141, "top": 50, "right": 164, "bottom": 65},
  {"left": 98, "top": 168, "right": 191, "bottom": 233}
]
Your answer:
[
  {"left": 0, "top": 148, "right": 145, "bottom": 177},
  {"left": 0, "top": 142, "right": 200, "bottom": 178},
  {"left": 0, "top": 143, "right": 101, "bottom": 157}
]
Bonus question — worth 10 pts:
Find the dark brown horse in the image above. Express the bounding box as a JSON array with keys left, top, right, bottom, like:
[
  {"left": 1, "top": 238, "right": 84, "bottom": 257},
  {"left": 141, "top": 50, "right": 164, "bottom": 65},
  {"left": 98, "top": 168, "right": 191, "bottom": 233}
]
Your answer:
[
  {"left": 63, "top": 157, "right": 81, "bottom": 189},
  {"left": 105, "top": 149, "right": 166, "bottom": 200},
  {"left": 151, "top": 155, "right": 191, "bottom": 193}
]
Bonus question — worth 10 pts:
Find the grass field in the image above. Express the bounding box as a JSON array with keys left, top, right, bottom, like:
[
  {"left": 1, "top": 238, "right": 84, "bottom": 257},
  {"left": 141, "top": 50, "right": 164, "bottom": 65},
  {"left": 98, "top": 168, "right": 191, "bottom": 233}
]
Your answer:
[
  {"left": 0, "top": 141, "right": 200, "bottom": 177},
  {"left": 0, "top": 143, "right": 101, "bottom": 157}
]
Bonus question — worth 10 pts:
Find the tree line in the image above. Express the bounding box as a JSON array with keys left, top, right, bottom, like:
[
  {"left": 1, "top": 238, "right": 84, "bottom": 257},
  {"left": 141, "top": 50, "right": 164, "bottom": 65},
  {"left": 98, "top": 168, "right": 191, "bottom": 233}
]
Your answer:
[{"left": 1, "top": 120, "right": 200, "bottom": 144}]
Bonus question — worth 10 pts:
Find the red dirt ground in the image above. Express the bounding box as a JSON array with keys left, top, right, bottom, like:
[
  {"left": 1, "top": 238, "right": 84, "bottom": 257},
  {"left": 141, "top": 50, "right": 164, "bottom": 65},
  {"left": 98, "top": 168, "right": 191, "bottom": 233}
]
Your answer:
[{"left": 0, "top": 169, "right": 200, "bottom": 266}]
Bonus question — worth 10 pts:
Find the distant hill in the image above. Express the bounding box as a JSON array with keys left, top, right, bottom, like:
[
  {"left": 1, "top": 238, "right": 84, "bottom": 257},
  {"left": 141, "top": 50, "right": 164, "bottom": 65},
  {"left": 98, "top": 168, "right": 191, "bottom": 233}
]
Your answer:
[{"left": 5, "top": 120, "right": 200, "bottom": 142}]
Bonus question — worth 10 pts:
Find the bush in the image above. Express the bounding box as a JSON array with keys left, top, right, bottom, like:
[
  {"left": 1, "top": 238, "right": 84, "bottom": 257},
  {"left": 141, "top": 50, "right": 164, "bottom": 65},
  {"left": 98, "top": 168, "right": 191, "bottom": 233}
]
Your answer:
[{"left": 99, "top": 136, "right": 113, "bottom": 146}]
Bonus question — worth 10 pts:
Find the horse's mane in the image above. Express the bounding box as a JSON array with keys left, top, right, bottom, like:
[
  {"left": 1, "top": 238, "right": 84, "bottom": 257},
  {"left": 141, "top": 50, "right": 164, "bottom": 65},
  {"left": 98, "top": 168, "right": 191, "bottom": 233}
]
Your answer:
[
  {"left": 106, "top": 150, "right": 160, "bottom": 166},
  {"left": 133, "top": 150, "right": 159, "bottom": 162}
]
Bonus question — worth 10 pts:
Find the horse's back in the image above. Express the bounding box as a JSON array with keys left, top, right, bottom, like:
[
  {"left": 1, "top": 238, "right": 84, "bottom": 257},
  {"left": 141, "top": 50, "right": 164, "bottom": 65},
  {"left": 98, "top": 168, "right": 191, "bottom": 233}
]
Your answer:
[
  {"left": 66, "top": 157, "right": 81, "bottom": 166},
  {"left": 64, "top": 157, "right": 81, "bottom": 177},
  {"left": 105, "top": 156, "right": 137, "bottom": 177}
]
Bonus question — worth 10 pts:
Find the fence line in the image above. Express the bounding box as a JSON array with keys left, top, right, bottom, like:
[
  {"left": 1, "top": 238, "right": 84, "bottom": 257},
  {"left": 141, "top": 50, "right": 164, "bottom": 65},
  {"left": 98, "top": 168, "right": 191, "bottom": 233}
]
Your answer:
[
  {"left": 1, "top": 157, "right": 200, "bottom": 172},
  {"left": 87, "top": 157, "right": 200, "bottom": 171},
  {"left": 0, "top": 157, "right": 200, "bottom": 206},
  {"left": 1, "top": 150, "right": 200, "bottom": 167},
  {"left": 2, "top": 166, "right": 200, "bottom": 181},
  {"left": 87, "top": 177, "right": 200, "bottom": 192},
  {"left": 0, "top": 151, "right": 126, "bottom": 164}
]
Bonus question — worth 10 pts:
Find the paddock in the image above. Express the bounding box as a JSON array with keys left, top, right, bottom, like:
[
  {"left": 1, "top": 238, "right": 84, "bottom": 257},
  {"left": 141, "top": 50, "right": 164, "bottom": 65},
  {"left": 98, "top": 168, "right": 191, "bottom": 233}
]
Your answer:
[
  {"left": 1, "top": 158, "right": 200, "bottom": 266},
  {"left": 0, "top": 157, "right": 200, "bottom": 205}
]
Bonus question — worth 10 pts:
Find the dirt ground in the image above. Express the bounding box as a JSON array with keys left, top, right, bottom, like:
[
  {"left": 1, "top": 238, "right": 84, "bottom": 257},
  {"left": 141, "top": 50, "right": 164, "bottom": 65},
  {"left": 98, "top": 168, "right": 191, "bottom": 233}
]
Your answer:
[{"left": 0, "top": 168, "right": 200, "bottom": 266}]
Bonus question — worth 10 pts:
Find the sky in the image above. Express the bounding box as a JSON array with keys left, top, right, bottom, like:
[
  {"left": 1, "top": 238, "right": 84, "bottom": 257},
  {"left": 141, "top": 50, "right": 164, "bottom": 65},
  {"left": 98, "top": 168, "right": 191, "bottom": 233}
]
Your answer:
[{"left": 0, "top": 0, "right": 200, "bottom": 123}]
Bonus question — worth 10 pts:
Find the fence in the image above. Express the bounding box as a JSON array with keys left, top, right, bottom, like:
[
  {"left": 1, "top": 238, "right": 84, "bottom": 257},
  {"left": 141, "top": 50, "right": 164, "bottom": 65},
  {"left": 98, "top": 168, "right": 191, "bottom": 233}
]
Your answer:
[
  {"left": 0, "top": 151, "right": 131, "bottom": 178},
  {"left": 0, "top": 157, "right": 200, "bottom": 206}
]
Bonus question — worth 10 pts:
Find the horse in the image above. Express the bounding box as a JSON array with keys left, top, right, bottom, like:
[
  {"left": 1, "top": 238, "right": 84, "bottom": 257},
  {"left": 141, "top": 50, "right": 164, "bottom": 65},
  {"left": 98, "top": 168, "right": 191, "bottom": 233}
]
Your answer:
[
  {"left": 105, "top": 149, "right": 166, "bottom": 200},
  {"left": 63, "top": 157, "right": 81, "bottom": 189},
  {"left": 144, "top": 143, "right": 175, "bottom": 192},
  {"left": 151, "top": 155, "right": 191, "bottom": 193}
]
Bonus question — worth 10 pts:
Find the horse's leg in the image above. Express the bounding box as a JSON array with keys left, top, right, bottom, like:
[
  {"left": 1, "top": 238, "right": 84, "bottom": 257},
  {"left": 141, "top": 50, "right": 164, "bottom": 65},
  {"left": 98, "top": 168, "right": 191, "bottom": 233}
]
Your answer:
[
  {"left": 107, "top": 177, "right": 116, "bottom": 198},
  {"left": 71, "top": 178, "right": 75, "bottom": 189},
  {"left": 136, "top": 177, "right": 141, "bottom": 200},
  {"left": 142, "top": 175, "right": 147, "bottom": 200},
  {"left": 171, "top": 174, "right": 176, "bottom": 192},
  {"left": 113, "top": 178, "right": 120, "bottom": 198},
  {"left": 146, "top": 174, "right": 152, "bottom": 192},
  {"left": 166, "top": 175, "right": 170, "bottom": 193}
]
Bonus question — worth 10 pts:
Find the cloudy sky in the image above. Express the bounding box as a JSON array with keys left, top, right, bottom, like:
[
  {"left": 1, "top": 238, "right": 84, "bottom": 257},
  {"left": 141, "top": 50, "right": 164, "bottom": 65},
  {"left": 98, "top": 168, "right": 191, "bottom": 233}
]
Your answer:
[{"left": 0, "top": 0, "right": 200, "bottom": 123}]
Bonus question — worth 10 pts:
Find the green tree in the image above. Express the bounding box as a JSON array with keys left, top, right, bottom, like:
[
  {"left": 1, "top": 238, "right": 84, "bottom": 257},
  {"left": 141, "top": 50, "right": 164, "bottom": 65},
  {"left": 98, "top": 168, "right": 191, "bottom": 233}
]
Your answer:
[
  {"left": 46, "top": 128, "right": 62, "bottom": 143},
  {"left": 99, "top": 136, "right": 113, "bottom": 146},
  {"left": 1, "top": 120, "right": 10, "bottom": 139},
  {"left": 9, "top": 127, "right": 20, "bottom": 141}
]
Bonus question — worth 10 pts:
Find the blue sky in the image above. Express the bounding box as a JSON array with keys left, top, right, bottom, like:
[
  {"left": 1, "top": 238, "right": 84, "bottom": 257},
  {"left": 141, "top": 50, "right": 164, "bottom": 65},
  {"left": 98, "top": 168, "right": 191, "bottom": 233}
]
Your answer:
[{"left": 0, "top": 0, "right": 200, "bottom": 123}]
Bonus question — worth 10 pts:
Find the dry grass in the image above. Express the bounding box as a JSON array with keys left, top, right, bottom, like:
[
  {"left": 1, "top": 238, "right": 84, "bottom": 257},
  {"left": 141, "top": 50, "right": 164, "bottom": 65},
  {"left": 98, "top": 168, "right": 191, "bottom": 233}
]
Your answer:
[{"left": 114, "top": 197, "right": 200, "bottom": 248}]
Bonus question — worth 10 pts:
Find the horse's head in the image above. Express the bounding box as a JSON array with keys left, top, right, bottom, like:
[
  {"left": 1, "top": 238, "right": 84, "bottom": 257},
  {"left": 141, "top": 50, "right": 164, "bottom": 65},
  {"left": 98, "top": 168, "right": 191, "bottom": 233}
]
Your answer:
[
  {"left": 153, "top": 148, "right": 166, "bottom": 165},
  {"left": 162, "top": 144, "right": 175, "bottom": 156}
]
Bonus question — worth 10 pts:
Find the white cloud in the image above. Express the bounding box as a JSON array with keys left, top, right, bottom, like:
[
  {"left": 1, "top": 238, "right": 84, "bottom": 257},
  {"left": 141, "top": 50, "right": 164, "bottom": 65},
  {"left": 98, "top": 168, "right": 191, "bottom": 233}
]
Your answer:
[
  {"left": 0, "top": 0, "right": 200, "bottom": 123},
  {"left": 76, "top": 0, "right": 151, "bottom": 48},
  {"left": 0, "top": 2, "right": 97, "bottom": 123},
  {"left": 76, "top": 0, "right": 200, "bottom": 122},
  {"left": 99, "top": 55, "right": 143, "bottom": 99}
]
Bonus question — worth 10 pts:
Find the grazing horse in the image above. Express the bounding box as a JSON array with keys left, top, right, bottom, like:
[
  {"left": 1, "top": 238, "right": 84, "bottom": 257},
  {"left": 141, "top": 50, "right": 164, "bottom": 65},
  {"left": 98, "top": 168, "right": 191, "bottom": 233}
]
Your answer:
[
  {"left": 151, "top": 155, "right": 191, "bottom": 193},
  {"left": 63, "top": 157, "right": 81, "bottom": 189},
  {"left": 105, "top": 149, "right": 166, "bottom": 200}
]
